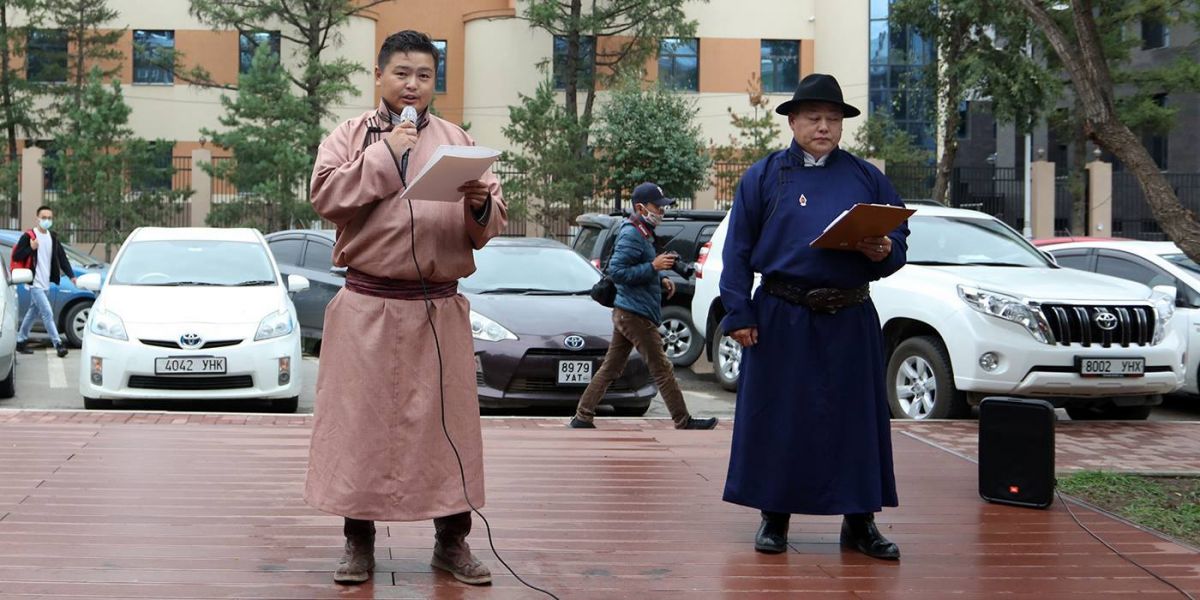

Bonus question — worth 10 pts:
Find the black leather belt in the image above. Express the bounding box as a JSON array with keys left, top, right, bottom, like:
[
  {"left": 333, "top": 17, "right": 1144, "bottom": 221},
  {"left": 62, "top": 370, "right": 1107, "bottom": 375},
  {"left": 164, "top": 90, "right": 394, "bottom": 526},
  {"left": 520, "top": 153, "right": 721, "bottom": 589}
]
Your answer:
[{"left": 762, "top": 277, "right": 870, "bottom": 314}]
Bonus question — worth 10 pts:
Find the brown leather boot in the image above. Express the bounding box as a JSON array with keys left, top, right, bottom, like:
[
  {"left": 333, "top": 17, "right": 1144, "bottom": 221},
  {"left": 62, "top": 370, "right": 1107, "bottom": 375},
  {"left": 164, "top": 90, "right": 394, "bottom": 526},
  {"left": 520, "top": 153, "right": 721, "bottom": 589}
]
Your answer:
[
  {"left": 333, "top": 519, "right": 375, "bottom": 584},
  {"left": 431, "top": 512, "right": 492, "bottom": 585}
]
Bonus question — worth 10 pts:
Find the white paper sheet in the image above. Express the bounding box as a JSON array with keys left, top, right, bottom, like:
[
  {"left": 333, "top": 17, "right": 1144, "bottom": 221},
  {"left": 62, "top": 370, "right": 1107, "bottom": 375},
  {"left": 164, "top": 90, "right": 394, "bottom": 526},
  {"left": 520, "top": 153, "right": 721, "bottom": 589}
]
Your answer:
[{"left": 399, "top": 145, "right": 501, "bottom": 202}]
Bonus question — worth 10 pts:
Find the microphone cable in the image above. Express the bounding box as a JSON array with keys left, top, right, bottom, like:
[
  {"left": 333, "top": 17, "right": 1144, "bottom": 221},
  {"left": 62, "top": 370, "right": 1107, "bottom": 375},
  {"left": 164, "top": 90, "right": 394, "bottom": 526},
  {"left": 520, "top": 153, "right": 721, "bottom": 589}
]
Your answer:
[
  {"left": 1055, "top": 488, "right": 1195, "bottom": 599},
  {"left": 406, "top": 198, "right": 561, "bottom": 599}
]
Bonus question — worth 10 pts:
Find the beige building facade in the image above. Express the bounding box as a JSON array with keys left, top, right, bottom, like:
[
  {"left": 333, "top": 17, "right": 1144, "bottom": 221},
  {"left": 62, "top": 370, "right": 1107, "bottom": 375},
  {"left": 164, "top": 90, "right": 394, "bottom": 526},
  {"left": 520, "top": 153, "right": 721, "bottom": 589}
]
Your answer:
[{"left": 16, "top": 0, "right": 873, "bottom": 183}]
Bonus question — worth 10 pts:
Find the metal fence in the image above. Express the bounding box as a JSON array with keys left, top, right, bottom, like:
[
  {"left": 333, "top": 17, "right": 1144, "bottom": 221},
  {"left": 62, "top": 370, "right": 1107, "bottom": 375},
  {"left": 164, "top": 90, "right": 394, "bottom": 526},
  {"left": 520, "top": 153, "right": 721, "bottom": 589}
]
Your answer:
[
  {"left": 1055, "top": 175, "right": 1073, "bottom": 235},
  {"left": 492, "top": 163, "right": 695, "bottom": 245},
  {"left": 1111, "top": 172, "right": 1200, "bottom": 241},
  {"left": 43, "top": 156, "right": 194, "bottom": 244}
]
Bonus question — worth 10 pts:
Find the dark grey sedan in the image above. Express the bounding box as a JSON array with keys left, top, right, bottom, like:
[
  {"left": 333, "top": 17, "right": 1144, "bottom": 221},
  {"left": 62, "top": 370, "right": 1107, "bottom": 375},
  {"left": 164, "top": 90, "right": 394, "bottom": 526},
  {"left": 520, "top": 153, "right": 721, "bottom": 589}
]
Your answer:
[
  {"left": 265, "top": 231, "right": 655, "bottom": 415},
  {"left": 264, "top": 230, "right": 342, "bottom": 347}
]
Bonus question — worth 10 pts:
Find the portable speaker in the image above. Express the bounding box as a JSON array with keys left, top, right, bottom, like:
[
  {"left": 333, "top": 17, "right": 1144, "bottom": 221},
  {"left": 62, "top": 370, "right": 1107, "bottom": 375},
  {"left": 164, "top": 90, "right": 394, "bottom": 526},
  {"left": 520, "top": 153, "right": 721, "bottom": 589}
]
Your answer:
[{"left": 978, "top": 397, "right": 1055, "bottom": 508}]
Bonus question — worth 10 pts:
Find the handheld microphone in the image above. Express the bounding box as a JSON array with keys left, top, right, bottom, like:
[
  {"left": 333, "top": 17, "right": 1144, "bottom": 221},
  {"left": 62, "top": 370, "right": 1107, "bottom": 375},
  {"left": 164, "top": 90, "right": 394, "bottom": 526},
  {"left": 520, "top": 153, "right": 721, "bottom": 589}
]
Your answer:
[{"left": 396, "top": 105, "right": 418, "bottom": 185}]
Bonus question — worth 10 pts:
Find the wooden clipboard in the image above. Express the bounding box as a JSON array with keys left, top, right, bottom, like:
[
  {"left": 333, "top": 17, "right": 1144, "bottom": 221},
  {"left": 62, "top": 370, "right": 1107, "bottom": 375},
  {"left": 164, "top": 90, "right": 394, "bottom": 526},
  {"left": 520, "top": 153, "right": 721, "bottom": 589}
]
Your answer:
[{"left": 809, "top": 203, "right": 915, "bottom": 250}]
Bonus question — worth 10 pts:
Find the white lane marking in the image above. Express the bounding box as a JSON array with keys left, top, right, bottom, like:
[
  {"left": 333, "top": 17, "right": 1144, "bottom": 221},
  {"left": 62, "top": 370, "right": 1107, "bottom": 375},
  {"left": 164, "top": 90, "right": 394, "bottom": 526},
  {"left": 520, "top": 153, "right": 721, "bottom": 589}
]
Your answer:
[{"left": 47, "top": 349, "right": 67, "bottom": 389}]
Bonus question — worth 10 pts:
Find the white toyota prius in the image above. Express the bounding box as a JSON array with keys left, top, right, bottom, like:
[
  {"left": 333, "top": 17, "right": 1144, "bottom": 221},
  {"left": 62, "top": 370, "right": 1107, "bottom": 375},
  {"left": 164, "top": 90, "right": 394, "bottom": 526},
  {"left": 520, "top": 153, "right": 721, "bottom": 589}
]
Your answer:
[{"left": 77, "top": 228, "right": 308, "bottom": 412}]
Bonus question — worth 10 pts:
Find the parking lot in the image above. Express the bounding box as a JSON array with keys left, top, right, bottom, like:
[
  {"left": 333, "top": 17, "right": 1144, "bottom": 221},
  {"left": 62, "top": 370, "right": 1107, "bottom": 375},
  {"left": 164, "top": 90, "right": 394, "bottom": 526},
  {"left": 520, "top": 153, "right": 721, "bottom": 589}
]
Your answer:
[{"left": 0, "top": 336, "right": 741, "bottom": 419}]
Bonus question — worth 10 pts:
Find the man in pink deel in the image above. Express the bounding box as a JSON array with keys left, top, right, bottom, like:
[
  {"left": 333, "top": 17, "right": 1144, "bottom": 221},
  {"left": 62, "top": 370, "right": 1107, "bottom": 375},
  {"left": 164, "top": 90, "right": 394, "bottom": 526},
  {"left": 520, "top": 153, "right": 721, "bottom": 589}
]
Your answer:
[{"left": 304, "top": 30, "right": 506, "bottom": 586}]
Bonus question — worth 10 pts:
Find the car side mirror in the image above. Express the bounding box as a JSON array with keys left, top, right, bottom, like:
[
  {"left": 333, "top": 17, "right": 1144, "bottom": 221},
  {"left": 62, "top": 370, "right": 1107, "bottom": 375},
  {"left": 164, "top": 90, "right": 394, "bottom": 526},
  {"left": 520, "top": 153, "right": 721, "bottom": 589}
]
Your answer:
[
  {"left": 10, "top": 268, "right": 32, "bottom": 285},
  {"left": 330, "top": 266, "right": 347, "bottom": 278},
  {"left": 1041, "top": 250, "right": 1059, "bottom": 266},
  {"left": 77, "top": 272, "right": 103, "bottom": 291},
  {"left": 287, "top": 274, "right": 310, "bottom": 293}
]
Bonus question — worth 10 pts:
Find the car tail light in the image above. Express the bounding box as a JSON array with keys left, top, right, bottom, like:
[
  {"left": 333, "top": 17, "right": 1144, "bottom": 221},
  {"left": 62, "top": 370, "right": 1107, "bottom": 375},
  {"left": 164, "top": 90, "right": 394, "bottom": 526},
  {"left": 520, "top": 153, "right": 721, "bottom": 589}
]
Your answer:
[{"left": 695, "top": 242, "right": 711, "bottom": 278}]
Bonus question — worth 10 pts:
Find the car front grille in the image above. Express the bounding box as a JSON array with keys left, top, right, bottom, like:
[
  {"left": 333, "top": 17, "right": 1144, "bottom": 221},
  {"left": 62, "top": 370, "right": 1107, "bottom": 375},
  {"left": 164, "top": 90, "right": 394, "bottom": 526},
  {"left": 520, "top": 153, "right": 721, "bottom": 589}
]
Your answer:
[
  {"left": 525, "top": 348, "right": 608, "bottom": 358},
  {"left": 128, "top": 375, "right": 254, "bottom": 390},
  {"left": 139, "top": 339, "right": 243, "bottom": 350},
  {"left": 506, "top": 376, "right": 636, "bottom": 393},
  {"left": 1039, "top": 304, "right": 1155, "bottom": 347}
]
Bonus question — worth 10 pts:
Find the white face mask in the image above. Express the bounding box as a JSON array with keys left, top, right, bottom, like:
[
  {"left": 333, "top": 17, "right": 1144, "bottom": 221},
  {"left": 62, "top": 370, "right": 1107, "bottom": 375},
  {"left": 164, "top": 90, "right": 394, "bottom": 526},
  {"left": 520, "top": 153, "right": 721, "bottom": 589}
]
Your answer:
[
  {"left": 39, "top": 219, "right": 52, "bottom": 230},
  {"left": 640, "top": 208, "right": 662, "bottom": 227}
]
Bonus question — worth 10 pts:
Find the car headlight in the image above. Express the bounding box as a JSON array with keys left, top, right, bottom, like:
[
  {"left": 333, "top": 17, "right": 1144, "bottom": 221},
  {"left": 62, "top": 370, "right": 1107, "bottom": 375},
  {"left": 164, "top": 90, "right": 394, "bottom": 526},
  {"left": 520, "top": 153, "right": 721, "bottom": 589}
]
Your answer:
[
  {"left": 958, "top": 285, "right": 1053, "bottom": 344},
  {"left": 255, "top": 310, "right": 294, "bottom": 341},
  {"left": 1151, "top": 286, "right": 1176, "bottom": 345},
  {"left": 470, "top": 310, "right": 517, "bottom": 342},
  {"left": 89, "top": 309, "right": 128, "bottom": 341}
]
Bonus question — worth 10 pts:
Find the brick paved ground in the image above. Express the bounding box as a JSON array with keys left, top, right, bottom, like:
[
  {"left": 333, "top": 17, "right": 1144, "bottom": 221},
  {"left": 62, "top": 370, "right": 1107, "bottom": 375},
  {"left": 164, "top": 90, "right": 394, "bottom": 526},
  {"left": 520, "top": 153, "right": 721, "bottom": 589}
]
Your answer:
[{"left": 0, "top": 409, "right": 1197, "bottom": 598}]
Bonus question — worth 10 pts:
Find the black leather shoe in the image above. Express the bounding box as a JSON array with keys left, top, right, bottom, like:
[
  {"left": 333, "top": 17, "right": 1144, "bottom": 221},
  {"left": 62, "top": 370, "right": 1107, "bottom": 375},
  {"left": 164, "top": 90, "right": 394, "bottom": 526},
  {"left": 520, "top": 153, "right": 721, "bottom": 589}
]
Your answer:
[
  {"left": 755, "top": 511, "right": 789, "bottom": 553},
  {"left": 840, "top": 513, "right": 900, "bottom": 560},
  {"left": 15, "top": 341, "right": 31, "bottom": 355},
  {"left": 55, "top": 343, "right": 68, "bottom": 358},
  {"left": 567, "top": 417, "right": 596, "bottom": 429},
  {"left": 681, "top": 417, "right": 718, "bottom": 430}
]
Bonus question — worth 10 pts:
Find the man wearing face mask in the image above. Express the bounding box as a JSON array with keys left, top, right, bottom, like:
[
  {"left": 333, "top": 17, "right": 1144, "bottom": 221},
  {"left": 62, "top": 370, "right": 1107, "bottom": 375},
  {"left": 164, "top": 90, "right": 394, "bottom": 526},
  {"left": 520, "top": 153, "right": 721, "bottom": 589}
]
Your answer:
[
  {"left": 13, "top": 205, "right": 75, "bottom": 358},
  {"left": 568, "top": 182, "right": 718, "bottom": 430}
]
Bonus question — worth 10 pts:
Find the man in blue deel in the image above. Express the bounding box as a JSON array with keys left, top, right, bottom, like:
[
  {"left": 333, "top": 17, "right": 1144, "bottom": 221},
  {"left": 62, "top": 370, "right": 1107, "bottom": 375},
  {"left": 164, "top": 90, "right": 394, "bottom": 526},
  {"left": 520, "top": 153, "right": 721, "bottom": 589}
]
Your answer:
[{"left": 719, "top": 73, "right": 910, "bottom": 560}]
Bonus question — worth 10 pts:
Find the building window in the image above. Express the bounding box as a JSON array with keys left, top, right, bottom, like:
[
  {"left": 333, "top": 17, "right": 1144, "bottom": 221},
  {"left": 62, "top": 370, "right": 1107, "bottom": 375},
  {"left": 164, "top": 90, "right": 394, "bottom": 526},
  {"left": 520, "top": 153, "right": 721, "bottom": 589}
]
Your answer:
[
  {"left": 432, "top": 40, "right": 447, "bottom": 93},
  {"left": 868, "top": 0, "right": 935, "bottom": 153},
  {"left": 26, "top": 29, "right": 66, "bottom": 83},
  {"left": 1141, "top": 14, "right": 1169, "bottom": 49},
  {"left": 659, "top": 38, "right": 698, "bottom": 92},
  {"left": 239, "top": 31, "right": 281, "bottom": 74},
  {"left": 133, "top": 30, "right": 174, "bottom": 85},
  {"left": 957, "top": 101, "right": 969, "bottom": 139},
  {"left": 1145, "top": 94, "right": 1169, "bottom": 170},
  {"left": 760, "top": 40, "right": 799, "bottom": 94},
  {"left": 34, "top": 140, "right": 59, "bottom": 191},
  {"left": 553, "top": 35, "right": 594, "bottom": 90}
]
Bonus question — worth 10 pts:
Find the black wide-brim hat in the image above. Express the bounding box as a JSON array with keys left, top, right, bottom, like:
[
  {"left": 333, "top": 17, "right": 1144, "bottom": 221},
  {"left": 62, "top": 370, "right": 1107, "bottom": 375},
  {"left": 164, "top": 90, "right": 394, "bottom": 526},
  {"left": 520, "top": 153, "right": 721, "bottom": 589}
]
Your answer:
[{"left": 775, "top": 73, "right": 861, "bottom": 118}]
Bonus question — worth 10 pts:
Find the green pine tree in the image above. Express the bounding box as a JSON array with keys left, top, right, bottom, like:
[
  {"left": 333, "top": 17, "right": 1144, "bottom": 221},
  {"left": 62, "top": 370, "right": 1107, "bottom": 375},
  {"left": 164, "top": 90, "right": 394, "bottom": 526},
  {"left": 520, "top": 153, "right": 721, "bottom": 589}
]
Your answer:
[
  {"left": 594, "top": 78, "right": 710, "bottom": 204},
  {"left": 45, "top": 69, "right": 189, "bottom": 259},
  {"left": 201, "top": 44, "right": 320, "bottom": 232}
]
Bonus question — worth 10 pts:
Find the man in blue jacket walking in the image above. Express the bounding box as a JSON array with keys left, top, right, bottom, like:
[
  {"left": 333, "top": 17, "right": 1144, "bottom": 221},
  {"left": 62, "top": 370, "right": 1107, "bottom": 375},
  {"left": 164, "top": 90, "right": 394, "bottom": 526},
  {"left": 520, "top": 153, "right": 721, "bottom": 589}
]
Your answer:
[{"left": 569, "top": 182, "right": 717, "bottom": 430}]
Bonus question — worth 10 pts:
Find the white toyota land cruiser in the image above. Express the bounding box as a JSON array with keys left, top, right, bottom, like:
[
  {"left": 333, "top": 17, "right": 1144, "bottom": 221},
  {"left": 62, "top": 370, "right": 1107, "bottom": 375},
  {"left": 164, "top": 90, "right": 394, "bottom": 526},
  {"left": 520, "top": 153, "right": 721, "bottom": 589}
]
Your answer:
[{"left": 692, "top": 205, "right": 1186, "bottom": 420}]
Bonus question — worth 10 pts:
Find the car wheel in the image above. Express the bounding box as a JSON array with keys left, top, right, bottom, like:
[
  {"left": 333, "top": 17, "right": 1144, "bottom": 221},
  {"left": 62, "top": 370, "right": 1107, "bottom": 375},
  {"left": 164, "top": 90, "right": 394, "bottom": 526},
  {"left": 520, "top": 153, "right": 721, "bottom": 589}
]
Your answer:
[
  {"left": 62, "top": 301, "right": 92, "bottom": 348},
  {"left": 887, "top": 336, "right": 968, "bottom": 420},
  {"left": 612, "top": 403, "right": 651, "bottom": 417},
  {"left": 270, "top": 396, "right": 299, "bottom": 413},
  {"left": 659, "top": 306, "right": 703, "bottom": 368},
  {"left": 713, "top": 332, "right": 742, "bottom": 392},
  {"left": 83, "top": 397, "right": 113, "bottom": 410},
  {"left": 1065, "top": 404, "right": 1153, "bottom": 420},
  {"left": 0, "top": 361, "right": 14, "bottom": 399}
]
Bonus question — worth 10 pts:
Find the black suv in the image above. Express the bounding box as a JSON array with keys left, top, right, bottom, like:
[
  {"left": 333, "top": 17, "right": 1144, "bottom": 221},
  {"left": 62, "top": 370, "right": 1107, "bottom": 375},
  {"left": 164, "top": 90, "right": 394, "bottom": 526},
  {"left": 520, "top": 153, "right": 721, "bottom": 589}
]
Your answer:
[{"left": 572, "top": 210, "right": 726, "bottom": 367}]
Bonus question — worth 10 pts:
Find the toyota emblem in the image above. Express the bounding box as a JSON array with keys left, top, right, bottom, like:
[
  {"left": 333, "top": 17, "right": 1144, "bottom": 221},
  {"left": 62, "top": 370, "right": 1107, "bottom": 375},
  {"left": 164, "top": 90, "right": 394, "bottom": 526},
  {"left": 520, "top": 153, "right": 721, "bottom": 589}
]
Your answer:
[
  {"left": 563, "top": 335, "right": 585, "bottom": 350},
  {"left": 1093, "top": 311, "right": 1118, "bottom": 331},
  {"left": 179, "top": 333, "right": 204, "bottom": 348}
]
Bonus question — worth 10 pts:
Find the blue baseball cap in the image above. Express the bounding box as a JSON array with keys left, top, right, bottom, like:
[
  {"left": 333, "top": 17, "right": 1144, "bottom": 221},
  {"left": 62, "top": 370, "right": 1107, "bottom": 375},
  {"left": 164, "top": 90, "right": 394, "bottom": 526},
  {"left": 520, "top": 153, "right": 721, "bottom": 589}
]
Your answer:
[{"left": 631, "top": 182, "right": 675, "bottom": 207}]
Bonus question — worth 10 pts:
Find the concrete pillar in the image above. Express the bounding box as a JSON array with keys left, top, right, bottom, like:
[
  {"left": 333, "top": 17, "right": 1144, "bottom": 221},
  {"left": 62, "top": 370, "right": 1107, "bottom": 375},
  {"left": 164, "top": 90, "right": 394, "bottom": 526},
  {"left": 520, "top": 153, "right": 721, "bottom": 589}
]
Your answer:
[
  {"left": 526, "top": 196, "right": 544, "bottom": 238},
  {"left": 866, "top": 158, "right": 886, "bottom": 174},
  {"left": 1030, "top": 160, "right": 1055, "bottom": 239},
  {"left": 20, "top": 147, "right": 43, "bottom": 230},
  {"left": 190, "top": 149, "right": 212, "bottom": 228},
  {"left": 1087, "top": 160, "right": 1113, "bottom": 237}
]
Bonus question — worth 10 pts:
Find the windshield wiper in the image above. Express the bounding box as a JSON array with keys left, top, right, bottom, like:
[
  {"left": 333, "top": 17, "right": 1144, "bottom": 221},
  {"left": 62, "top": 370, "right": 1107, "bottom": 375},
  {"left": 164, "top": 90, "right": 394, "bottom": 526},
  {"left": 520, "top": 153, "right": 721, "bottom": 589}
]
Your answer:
[
  {"left": 523, "top": 289, "right": 591, "bottom": 296},
  {"left": 231, "top": 280, "right": 276, "bottom": 286},
  {"left": 475, "top": 287, "right": 557, "bottom": 295},
  {"left": 140, "top": 281, "right": 222, "bottom": 286},
  {"left": 967, "top": 262, "right": 1033, "bottom": 267},
  {"left": 909, "top": 260, "right": 971, "bottom": 266}
]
